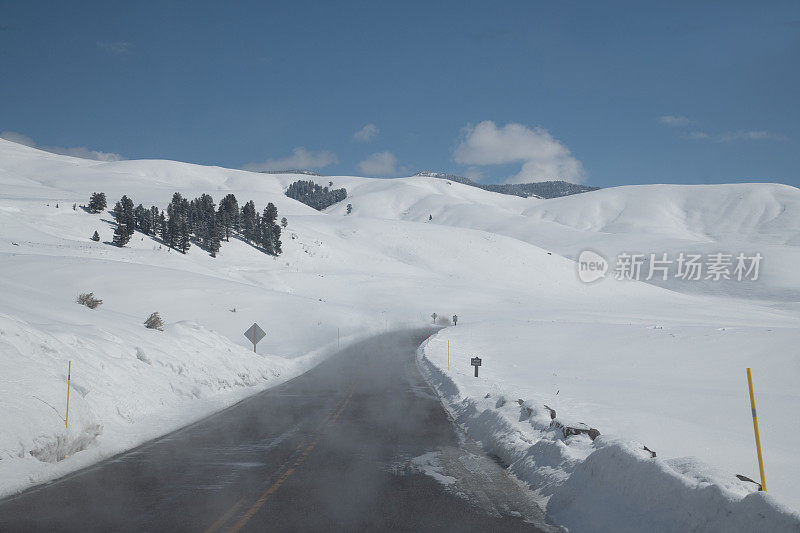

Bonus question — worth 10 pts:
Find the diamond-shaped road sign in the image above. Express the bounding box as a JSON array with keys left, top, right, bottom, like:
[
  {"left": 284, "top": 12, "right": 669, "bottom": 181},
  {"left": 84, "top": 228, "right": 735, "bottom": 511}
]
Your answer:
[{"left": 244, "top": 323, "right": 266, "bottom": 351}]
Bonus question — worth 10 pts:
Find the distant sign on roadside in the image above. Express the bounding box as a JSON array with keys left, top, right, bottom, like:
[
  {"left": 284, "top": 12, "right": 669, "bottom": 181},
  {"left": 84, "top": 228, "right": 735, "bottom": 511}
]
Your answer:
[
  {"left": 244, "top": 323, "right": 266, "bottom": 352},
  {"left": 471, "top": 357, "right": 482, "bottom": 377}
]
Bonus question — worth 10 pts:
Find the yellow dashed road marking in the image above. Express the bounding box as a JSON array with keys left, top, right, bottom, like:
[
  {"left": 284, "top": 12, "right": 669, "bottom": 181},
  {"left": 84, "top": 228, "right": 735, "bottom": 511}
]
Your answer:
[
  {"left": 216, "top": 381, "right": 357, "bottom": 533},
  {"left": 203, "top": 497, "right": 244, "bottom": 533}
]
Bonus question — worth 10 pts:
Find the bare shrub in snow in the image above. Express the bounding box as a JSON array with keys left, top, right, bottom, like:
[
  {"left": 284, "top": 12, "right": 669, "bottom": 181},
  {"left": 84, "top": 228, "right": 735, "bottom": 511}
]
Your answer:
[
  {"left": 76, "top": 292, "right": 102, "bottom": 309},
  {"left": 144, "top": 312, "right": 164, "bottom": 331}
]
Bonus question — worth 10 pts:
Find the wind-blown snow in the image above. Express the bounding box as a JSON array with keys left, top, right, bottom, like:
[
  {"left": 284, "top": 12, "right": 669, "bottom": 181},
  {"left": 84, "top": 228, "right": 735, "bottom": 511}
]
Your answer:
[{"left": 1, "top": 138, "right": 798, "bottom": 528}]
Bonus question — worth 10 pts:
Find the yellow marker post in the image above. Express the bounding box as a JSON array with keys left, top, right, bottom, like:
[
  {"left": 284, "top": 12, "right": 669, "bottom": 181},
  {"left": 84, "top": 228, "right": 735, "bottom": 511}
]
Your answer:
[
  {"left": 746, "top": 368, "right": 766, "bottom": 491},
  {"left": 65, "top": 360, "right": 71, "bottom": 429}
]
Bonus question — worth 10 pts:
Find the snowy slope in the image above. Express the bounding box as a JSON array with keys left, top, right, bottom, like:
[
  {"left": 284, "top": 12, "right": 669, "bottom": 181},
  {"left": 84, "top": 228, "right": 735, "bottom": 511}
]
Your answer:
[
  {"left": 333, "top": 176, "right": 800, "bottom": 304},
  {"left": 1, "top": 138, "right": 799, "bottom": 527}
]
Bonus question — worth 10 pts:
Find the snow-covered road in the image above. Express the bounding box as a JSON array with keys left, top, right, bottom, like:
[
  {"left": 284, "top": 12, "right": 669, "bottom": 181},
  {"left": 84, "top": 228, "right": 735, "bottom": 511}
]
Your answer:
[{"left": 0, "top": 330, "right": 553, "bottom": 532}]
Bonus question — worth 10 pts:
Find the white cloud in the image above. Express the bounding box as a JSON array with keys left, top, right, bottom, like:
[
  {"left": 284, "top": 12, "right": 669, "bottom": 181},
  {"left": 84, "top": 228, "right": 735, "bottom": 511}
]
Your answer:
[
  {"left": 0, "top": 131, "right": 124, "bottom": 161},
  {"left": 243, "top": 147, "right": 338, "bottom": 172},
  {"left": 453, "top": 121, "right": 586, "bottom": 184},
  {"left": 659, "top": 115, "right": 691, "bottom": 127},
  {"left": 718, "top": 130, "right": 782, "bottom": 142},
  {"left": 353, "top": 124, "right": 379, "bottom": 142},
  {"left": 684, "top": 129, "right": 785, "bottom": 143},
  {"left": 357, "top": 151, "right": 398, "bottom": 177},
  {"left": 658, "top": 115, "right": 786, "bottom": 143},
  {"left": 98, "top": 41, "right": 131, "bottom": 55}
]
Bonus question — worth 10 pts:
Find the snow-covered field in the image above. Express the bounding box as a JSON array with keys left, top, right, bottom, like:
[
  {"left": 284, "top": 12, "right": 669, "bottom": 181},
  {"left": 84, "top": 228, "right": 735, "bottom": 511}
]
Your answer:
[{"left": 1, "top": 138, "right": 798, "bottom": 529}]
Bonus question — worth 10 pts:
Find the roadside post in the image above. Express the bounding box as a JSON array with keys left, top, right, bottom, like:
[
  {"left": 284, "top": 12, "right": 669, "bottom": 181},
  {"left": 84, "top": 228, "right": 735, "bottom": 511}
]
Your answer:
[
  {"left": 65, "top": 360, "right": 71, "bottom": 429},
  {"left": 746, "top": 368, "right": 767, "bottom": 491},
  {"left": 244, "top": 323, "right": 266, "bottom": 353},
  {"left": 471, "top": 356, "right": 482, "bottom": 377}
]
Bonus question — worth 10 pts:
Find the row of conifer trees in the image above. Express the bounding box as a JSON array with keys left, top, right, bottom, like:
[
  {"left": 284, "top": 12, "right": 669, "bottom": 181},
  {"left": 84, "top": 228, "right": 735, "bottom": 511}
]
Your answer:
[{"left": 88, "top": 191, "right": 284, "bottom": 257}]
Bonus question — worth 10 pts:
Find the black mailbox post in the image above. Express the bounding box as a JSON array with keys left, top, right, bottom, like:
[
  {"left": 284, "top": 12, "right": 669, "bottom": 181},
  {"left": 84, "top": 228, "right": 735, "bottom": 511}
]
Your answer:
[{"left": 471, "top": 357, "right": 482, "bottom": 377}]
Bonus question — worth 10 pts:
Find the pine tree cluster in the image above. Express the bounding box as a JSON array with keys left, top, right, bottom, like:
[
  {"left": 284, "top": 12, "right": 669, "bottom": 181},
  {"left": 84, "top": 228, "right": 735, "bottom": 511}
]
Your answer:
[
  {"left": 239, "top": 200, "right": 282, "bottom": 254},
  {"left": 95, "top": 192, "right": 282, "bottom": 257},
  {"left": 284, "top": 180, "right": 347, "bottom": 211}
]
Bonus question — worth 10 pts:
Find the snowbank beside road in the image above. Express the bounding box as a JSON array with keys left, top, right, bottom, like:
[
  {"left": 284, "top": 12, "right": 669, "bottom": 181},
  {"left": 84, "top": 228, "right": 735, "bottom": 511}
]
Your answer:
[
  {"left": 0, "top": 311, "right": 332, "bottom": 499},
  {"left": 418, "top": 324, "right": 800, "bottom": 531}
]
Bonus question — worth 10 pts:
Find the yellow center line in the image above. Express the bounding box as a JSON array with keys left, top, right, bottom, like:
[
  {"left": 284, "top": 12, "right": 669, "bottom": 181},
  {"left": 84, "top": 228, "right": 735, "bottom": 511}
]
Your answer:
[
  {"left": 294, "top": 440, "right": 318, "bottom": 466},
  {"left": 203, "top": 497, "right": 245, "bottom": 533},
  {"left": 218, "top": 381, "right": 358, "bottom": 533},
  {"left": 227, "top": 467, "right": 296, "bottom": 532},
  {"left": 332, "top": 387, "right": 355, "bottom": 423}
]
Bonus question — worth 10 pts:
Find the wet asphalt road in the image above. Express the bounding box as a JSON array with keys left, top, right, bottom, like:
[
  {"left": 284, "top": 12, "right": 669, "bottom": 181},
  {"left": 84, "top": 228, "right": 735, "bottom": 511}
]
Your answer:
[{"left": 0, "top": 329, "right": 548, "bottom": 532}]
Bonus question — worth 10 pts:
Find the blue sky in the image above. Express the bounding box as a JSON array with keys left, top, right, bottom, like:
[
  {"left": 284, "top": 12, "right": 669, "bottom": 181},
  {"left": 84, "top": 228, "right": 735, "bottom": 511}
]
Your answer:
[{"left": 1, "top": 1, "right": 798, "bottom": 187}]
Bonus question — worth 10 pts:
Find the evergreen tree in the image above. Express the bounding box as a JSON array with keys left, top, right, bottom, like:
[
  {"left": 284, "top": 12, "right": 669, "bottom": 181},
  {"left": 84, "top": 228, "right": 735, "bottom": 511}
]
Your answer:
[
  {"left": 346, "top": 204, "right": 352, "bottom": 214},
  {"left": 165, "top": 204, "right": 179, "bottom": 248},
  {"left": 260, "top": 202, "right": 282, "bottom": 256},
  {"left": 112, "top": 222, "right": 131, "bottom": 247},
  {"left": 241, "top": 200, "right": 257, "bottom": 243},
  {"left": 281, "top": 217, "right": 288, "bottom": 228},
  {"left": 220, "top": 210, "right": 232, "bottom": 241},
  {"left": 149, "top": 206, "right": 160, "bottom": 236},
  {"left": 134, "top": 204, "right": 149, "bottom": 234},
  {"left": 219, "top": 194, "right": 239, "bottom": 233},
  {"left": 113, "top": 195, "right": 136, "bottom": 237},
  {"left": 260, "top": 208, "right": 274, "bottom": 254},
  {"left": 273, "top": 224, "right": 282, "bottom": 255},
  {"left": 196, "top": 194, "right": 217, "bottom": 251},
  {"left": 170, "top": 192, "right": 183, "bottom": 212},
  {"left": 178, "top": 220, "right": 191, "bottom": 253},
  {"left": 188, "top": 198, "right": 199, "bottom": 235},
  {"left": 208, "top": 213, "right": 221, "bottom": 256},
  {"left": 91, "top": 230, "right": 100, "bottom": 242},
  {"left": 267, "top": 202, "right": 282, "bottom": 255},
  {"left": 263, "top": 202, "right": 278, "bottom": 228},
  {"left": 159, "top": 210, "right": 168, "bottom": 244},
  {"left": 88, "top": 192, "right": 107, "bottom": 213}
]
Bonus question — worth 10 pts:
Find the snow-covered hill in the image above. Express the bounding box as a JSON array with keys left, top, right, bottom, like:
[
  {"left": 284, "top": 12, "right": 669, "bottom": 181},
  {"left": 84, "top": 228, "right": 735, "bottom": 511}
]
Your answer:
[
  {"left": 332, "top": 176, "right": 800, "bottom": 304},
  {"left": 1, "top": 138, "right": 798, "bottom": 528}
]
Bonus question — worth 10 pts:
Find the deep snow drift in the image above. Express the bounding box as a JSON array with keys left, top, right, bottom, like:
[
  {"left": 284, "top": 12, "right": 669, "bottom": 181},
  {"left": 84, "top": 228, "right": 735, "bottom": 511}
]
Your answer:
[{"left": 1, "top": 138, "right": 798, "bottom": 529}]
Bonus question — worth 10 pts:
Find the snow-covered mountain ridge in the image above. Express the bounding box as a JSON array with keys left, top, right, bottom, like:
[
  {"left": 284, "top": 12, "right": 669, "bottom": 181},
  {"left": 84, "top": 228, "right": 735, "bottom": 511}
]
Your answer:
[{"left": 412, "top": 170, "right": 600, "bottom": 198}]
